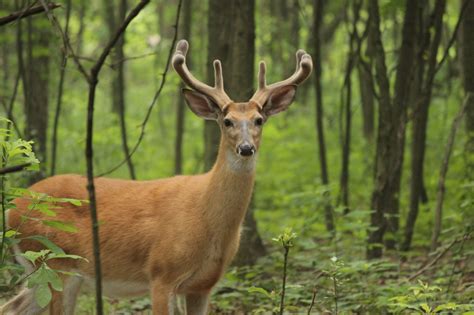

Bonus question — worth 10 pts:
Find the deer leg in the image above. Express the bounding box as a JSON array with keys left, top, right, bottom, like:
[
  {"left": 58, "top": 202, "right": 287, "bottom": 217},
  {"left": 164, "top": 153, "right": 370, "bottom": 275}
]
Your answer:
[
  {"left": 150, "top": 280, "right": 176, "bottom": 315},
  {"left": 62, "top": 275, "right": 83, "bottom": 315},
  {"left": 0, "top": 286, "right": 47, "bottom": 315},
  {"left": 186, "top": 291, "right": 210, "bottom": 315}
]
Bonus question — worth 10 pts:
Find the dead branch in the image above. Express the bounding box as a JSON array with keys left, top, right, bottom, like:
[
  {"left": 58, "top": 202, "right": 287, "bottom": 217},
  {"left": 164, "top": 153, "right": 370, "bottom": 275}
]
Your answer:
[
  {"left": 0, "top": 3, "right": 60, "bottom": 26},
  {"left": 431, "top": 93, "right": 472, "bottom": 251},
  {"left": 409, "top": 233, "right": 472, "bottom": 281}
]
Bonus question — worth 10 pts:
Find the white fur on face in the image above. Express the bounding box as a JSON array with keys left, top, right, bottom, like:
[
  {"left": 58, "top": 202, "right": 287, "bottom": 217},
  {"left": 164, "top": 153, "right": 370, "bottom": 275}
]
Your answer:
[{"left": 226, "top": 148, "right": 257, "bottom": 173}]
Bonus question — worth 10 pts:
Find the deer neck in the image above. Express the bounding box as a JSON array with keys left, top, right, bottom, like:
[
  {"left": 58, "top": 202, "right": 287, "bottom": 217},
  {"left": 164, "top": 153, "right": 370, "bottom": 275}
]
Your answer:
[{"left": 202, "top": 136, "right": 256, "bottom": 230}]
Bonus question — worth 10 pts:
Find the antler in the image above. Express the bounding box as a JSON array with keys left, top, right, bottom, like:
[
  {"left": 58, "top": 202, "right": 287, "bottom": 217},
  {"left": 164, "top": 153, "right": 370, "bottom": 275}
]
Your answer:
[
  {"left": 251, "top": 50, "right": 313, "bottom": 107},
  {"left": 172, "top": 39, "right": 232, "bottom": 108}
]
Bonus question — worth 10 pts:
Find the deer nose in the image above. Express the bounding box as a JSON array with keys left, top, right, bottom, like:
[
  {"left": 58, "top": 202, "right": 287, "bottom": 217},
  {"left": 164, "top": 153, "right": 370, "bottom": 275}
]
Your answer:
[{"left": 237, "top": 143, "right": 255, "bottom": 156}]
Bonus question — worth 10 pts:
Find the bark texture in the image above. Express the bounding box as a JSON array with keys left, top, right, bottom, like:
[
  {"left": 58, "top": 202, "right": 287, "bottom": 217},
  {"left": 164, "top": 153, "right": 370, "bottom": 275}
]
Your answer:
[
  {"left": 367, "top": 0, "right": 418, "bottom": 258},
  {"left": 313, "top": 0, "right": 334, "bottom": 232},
  {"left": 174, "top": 0, "right": 192, "bottom": 175},
  {"left": 461, "top": 0, "right": 474, "bottom": 175},
  {"left": 24, "top": 14, "right": 50, "bottom": 183}
]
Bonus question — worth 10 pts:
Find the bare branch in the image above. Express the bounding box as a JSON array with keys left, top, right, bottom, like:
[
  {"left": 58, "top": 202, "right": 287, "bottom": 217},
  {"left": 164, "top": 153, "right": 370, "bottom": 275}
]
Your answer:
[
  {"left": 39, "top": 0, "right": 90, "bottom": 82},
  {"left": 98, "top": 0, "right": 183, "bottom": 177},
  {"left": 430, "top": 94, "right": 472, "bottom": 251},
  {"left": 409, "top": 233, "right": 471, "bottom": 281},
  {"left": 0, "top": 2, "right": 60, "bottom": 26},
  {"left": 434, "top": 0, "right": 471, "bottom": 75}
]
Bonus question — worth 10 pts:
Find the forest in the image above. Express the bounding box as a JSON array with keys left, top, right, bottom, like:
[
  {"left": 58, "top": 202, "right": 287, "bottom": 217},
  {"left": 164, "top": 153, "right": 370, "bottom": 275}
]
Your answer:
[{"left": 0, "top": 0, "right": 473, "bottom": 314}]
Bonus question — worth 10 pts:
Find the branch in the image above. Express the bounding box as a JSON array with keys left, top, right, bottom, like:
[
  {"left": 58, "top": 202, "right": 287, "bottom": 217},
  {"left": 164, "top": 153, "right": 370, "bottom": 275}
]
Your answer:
[
  {"left": 0, "top": 3, "right": 60, "bottom": 26},
  {"left": 39, "top": 0, "right": 90, "bottom": 82},
  {"left": 409, "top": 233, "right": 471, "bottom": 281},
  {"left": 0, "top": 163, "right": 31, "bottom": 175},
  {"left": 98, "top": 0, "right": 183, "bottom": 177},
  {"left": 430, "top": 94, "right": 472, "bottom": 251},
  {"left": 91, "top": 1, "right": 150, "bottom": 78},
  {"left": 434, "top": 0, "right": 471, "bottom": 75},
  {"left": 84, "top": 1, "right": 150, "bottom": 314}
]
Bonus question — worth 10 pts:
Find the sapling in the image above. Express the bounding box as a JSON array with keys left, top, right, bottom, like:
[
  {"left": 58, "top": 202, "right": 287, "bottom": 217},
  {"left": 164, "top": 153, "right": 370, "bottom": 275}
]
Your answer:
[{"left": 273, "top": 228, "right": 297, "bottom": 315}]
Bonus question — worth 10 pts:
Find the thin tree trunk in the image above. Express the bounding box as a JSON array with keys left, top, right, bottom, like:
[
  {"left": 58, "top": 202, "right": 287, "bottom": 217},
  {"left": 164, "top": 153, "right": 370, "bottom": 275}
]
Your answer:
[
  {"left": 358, "top": 15, "right": 375, "bottom": 141},
  {"left": 50, "top": 0, "right": 72, "bottom": 176},
  {"left": 174, "top": 0, "right": 192, "bottom": 175},
  {"left": 104, "top": 0, "right": 136, "bottom": 179},
  {"left": 204, "top": 0, "right": 230, "bottom": 171},
  {"left": 313, "top": 0, "right": 334, "bottom": 233},
  {"left": 460, "top": 0, "right": 474, "bottom": 177},
  {"left": 431, "top": 95, "right": 471, "bottom": 251},
  {"left": 367, "top": 0, "right": 391, "bottom": 259},
  {"left": 403, "top": 0, "right": 446, "bottom": 252},
  {"left": 24, "top": 12, "right": 50, "bottom": 184},
  {"left": 85, "top": 3, "right": 150, "bottom": 313},
  {"left": 339, "top": 0, "right": 361, "bottom": 212},
  {"left": 117, "top": 0, "right": 136, "bottom": 179},
  {"left": 76, "top": 0, "right": 86, "bottom": 56}
]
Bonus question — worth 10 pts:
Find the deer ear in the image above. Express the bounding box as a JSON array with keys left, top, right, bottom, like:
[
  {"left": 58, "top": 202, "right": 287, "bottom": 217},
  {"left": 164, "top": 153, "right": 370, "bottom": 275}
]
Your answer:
[
  {"left": 182, "top": 88, "right": 220, "bottom": 120},
  {"left": 263, "top": 85, "right": 297, "bottom": 117}
]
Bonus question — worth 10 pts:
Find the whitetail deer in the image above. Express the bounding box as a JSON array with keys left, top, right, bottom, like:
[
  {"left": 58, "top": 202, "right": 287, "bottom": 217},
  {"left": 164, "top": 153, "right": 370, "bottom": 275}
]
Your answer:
[{"left": 1, "top": 39, "right": 312, "bottom": 314}]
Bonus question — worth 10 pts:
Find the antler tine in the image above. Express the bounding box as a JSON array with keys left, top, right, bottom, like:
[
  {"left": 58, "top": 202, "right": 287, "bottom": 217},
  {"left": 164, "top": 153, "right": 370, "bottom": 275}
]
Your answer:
[
  {"left": 251, "top": 49, "right": 313, "bottom": 107},
  {"left": 213, "top": 60, "right": 224, "bottom": 90},
  {"left": 173, "top": 39, "right": 231, "bottom": 107}
]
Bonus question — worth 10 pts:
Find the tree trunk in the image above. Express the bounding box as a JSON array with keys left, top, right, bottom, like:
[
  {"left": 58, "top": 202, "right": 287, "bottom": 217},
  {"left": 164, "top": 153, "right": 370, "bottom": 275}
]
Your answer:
[
  {"left": 51, "top": 0, "right": 72, "bottom": 176},
  {"left": 24, "top": 14, "right": 50, "bottom": 183},
  {"left": 403, "top": 0, "right": 446, "bottom": 252},
  {"left": 358, "top": 16, "right": 375, "bottom": 141},
  {"left": 204, "top": 0, "right": 229, "bottom": 171},
  {"left": 367, "top": 0, "right": 418, "bottom": 258},
  {"left": 174, "top": 0, "right": 192, "bottom": 175},
  {"left": 461, "top": 0, "right": 474, "bottom": 176},
  {"left": 104, "top": 0, "right": 136, "bottom": 179},
  {"left": 313, "top": 0, "right": 334, "bottom": 233},
  {"left": 339, "top": 1, "right": 361, "bottom": 212},
  {"left": 226, "top": 0, "right": 265, "bottom": 266}
]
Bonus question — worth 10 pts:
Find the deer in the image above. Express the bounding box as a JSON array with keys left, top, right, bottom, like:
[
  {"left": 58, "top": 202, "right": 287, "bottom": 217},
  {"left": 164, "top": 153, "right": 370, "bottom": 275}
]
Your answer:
[{"left": 1, "top": 39, "right": 312, "bottom": 315}]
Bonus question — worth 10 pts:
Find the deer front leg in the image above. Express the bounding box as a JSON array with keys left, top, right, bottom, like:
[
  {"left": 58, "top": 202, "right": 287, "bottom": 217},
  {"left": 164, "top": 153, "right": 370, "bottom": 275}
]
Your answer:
[
  {"left": 186, "top": 291, "right": 210, "bottom": 315},
  {"left": 150, "top": 280, "right": 176, "bottom": 315}
]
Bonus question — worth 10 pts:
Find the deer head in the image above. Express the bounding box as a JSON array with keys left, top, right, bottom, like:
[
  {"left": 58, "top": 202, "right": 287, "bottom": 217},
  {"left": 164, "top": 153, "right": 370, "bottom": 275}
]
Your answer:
[{"left": 172, "top": 40, "right": 312, "bottom": 158}]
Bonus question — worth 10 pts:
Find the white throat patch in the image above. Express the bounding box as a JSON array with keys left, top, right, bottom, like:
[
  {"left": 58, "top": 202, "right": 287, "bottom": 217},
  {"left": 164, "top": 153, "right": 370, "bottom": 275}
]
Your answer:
[{"left": 226, "top": 149, "right": 257, "bottom": 173}]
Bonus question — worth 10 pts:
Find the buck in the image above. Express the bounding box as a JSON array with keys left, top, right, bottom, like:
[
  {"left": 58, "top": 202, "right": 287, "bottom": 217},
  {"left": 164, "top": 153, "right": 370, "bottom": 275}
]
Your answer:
[{"left": 2, "top": 39, "right": 312, "bottom": 314}]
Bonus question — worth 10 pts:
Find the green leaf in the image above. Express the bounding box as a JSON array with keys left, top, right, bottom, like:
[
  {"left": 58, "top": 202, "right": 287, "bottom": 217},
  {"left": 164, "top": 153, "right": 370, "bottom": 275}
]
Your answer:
[
  {"left": 48, "top": 253, "right": 87, "bottom": 262},
  {"left": 247, "top": 286, "right": 272, "bottom": 299},
  {"left": 420, "top": 303, "right": 431, "bottom": 313},
  {"left": 434, "top": 303, "right": 456, "bottom": 312},
  {"left": 42, "top": 220, "right": 78, "bottom": 233},
  {"left": 20, "top": 250, "right": 50, "bottom": 264},
  {"left": 5, "top": 230, "right": 18, "bottom": 238},
  {"left": 35, "top": 283, "right": 52, "bottom": 308},
  {"left": 24, "top": 236, "right": 65, "bottom": 255}
]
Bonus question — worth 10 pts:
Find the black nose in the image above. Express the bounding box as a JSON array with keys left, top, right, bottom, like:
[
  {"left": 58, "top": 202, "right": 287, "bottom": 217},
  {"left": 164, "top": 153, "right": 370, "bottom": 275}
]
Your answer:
[{"left": 237, "top": 144, "right": 255, "bottom": 156}]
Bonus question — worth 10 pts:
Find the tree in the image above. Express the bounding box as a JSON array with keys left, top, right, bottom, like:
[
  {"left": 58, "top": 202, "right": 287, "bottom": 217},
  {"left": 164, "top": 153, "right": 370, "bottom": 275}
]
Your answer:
[
  {"left": 104, "top": 0, "right": 136, "bottom": 179},
  {"left": 174, "top": 0, "right": 192, "bottom": 175},
  {"left": 313, "top": 0, "right": 334, "bottom": 232},
  {"left": 402, "top": 0, "right": 446, "bottom": 252},
  {"left": 24, "top": 13, "right": 51, "bottom": 183},
  {"left": 367, "top": 0, "right": 418, "bottom": 259},
  {"left": 461, "top": 0, "right": 474, "bottom": 172},
  {"left": 205, "top": 0, "right": 265, "bottom": 265}
]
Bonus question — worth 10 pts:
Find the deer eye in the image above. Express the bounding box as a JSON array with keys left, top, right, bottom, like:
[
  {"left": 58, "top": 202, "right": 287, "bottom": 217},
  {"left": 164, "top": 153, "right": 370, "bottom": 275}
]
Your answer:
[
  {"left": 255, "top": 117, "right": 263, "bottom": 126},
  {"left": 223, "top": 118, "right": 233, "bottom": 127}
]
